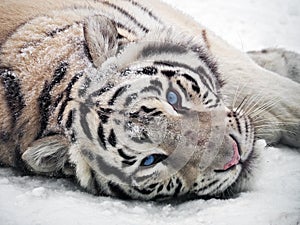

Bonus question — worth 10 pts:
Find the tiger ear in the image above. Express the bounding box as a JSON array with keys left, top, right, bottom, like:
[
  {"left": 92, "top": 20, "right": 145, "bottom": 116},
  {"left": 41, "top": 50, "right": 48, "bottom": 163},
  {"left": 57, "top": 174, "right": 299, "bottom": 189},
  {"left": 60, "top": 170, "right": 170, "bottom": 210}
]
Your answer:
[
  {"left": 22, "top": 135, "right": 70, "bottom": 175},
  {"left": 83, "top": 15, "right": 119, "bottom": 68}
]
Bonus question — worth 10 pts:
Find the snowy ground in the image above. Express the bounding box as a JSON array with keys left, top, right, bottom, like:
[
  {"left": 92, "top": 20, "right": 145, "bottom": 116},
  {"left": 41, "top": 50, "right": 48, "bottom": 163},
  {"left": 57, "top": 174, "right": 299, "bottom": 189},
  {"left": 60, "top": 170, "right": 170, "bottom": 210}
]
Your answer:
[{"left": 1, "top": 0, "right": 300, "bottom": 225}]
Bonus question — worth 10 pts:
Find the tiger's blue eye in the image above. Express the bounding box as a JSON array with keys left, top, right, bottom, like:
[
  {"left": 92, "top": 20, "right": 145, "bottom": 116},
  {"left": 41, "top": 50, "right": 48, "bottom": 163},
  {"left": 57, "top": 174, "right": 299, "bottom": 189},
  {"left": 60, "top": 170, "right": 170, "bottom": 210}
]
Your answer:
[
  {"left": 167, "top": 91, "right": 178, "bottom": 105},
  {"left": 142, "top": 155, "right": 155, "bottom": 166},
  {"left": 140, "top": 154, "right": 168, "bottom": 167}
]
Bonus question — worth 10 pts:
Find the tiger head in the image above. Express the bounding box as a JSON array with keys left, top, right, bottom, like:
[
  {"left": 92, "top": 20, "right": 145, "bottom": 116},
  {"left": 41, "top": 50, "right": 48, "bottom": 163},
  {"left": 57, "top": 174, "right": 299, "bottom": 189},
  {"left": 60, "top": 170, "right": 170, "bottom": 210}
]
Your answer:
[
  {"left": 22, "top": 16, "right": 259, "bottom": 201},
  {"left": 64, "top": 24, "right": 260, "bottom": 200}
]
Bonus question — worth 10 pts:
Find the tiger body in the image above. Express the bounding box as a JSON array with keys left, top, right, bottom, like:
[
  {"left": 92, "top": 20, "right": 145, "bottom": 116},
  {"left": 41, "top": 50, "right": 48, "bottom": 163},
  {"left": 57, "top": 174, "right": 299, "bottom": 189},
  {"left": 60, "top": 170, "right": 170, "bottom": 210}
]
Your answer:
[{"left": 0, "top": 0, "right": 299, "bottom": 200}]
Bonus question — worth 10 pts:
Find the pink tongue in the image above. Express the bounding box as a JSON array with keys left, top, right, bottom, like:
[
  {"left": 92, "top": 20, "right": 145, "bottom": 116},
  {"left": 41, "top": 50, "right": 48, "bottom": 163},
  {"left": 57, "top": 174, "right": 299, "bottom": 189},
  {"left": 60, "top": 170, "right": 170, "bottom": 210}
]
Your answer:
[{"left": 223, "top": 140, "right": 240, "bottom": 170}]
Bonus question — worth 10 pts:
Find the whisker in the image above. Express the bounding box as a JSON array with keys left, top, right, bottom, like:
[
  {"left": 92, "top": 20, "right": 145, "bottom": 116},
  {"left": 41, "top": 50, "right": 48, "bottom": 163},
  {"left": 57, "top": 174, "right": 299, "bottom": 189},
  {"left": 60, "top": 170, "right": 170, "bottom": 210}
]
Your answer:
[
  {"left": 249, "top": 98, "right": 280, "bottom": 119},
  {"left": 242, "top": 92, "right": 266, "bottom": 117},
  {"left": 228, "top": 81, "right": 249, "bottom": 110},
  {"left": 253, "top": 119, "right": 299, "bottom": 125},
  {"left": 234, "top": 96, "right": 249, "bottom": 114},
  {"left": 255, "top": 126, "right": 297, "bottom": 135}
]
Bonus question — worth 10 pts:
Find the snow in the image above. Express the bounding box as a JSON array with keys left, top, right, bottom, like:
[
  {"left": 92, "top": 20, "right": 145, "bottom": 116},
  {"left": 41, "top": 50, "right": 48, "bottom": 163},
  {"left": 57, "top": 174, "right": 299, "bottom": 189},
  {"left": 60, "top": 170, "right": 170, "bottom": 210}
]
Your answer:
[
  {"left": 1, "top": 0, "right": 300, "bottom": 225},
  {"left": 1, "top": 146, "right": 300, "bottom": 225},
  {"left": 163, "top": 0, "right": 300, "bottom": 53}
]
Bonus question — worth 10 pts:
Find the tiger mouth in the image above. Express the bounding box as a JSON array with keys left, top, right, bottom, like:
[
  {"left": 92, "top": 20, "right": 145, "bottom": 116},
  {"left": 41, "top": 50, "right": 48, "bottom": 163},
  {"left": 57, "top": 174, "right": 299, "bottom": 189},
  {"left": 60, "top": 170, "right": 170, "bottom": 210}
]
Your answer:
[
  {"left": 224, "top": 134, "right": 241, "bottom": 169},
  {"left": 214, "top": 134, "right": 242, "bottom": 173}
]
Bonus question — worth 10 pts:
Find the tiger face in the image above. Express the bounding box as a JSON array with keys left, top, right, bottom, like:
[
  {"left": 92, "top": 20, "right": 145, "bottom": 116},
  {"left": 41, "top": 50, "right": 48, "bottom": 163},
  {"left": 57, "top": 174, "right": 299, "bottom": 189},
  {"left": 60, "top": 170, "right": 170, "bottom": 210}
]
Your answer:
[{"left": 67, "top": 31, "right": 257, "bottom": 200}]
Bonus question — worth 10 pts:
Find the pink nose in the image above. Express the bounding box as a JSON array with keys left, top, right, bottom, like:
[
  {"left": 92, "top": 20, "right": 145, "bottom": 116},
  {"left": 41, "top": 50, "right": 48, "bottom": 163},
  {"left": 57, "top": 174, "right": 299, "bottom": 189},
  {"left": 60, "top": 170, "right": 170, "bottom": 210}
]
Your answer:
[{"left": 223, "top": 139, "right": 240, "bottom": 170}]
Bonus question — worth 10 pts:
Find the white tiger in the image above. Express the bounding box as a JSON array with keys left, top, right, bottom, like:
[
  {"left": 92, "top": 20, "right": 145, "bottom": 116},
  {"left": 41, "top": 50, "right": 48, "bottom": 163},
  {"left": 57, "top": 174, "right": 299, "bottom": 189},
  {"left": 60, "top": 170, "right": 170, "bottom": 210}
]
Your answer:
[{"left": 0, "top": 0, "right": 299, "bottom": 201}]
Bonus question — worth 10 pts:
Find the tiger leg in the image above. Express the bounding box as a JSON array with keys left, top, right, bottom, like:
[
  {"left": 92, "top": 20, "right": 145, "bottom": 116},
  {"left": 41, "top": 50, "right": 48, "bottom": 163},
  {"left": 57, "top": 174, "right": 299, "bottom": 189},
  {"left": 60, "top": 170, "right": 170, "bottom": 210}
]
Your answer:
[{"left": 247, "top": 48, "right": 300, "bottom": 83}]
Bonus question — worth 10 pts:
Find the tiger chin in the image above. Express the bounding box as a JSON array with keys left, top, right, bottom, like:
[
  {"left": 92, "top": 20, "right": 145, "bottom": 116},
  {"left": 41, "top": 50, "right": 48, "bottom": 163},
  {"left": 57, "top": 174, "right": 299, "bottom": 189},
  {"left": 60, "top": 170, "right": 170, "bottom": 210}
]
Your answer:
[{"left": 0, "top": 1, "right": 299, "bottom": 202}]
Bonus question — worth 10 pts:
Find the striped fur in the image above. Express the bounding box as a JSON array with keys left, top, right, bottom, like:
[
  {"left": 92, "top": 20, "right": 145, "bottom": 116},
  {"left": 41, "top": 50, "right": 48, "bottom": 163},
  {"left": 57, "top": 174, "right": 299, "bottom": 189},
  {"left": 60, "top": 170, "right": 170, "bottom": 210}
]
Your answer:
[{"left": 0, "top": 0, "right": 299, "bottom": 201}]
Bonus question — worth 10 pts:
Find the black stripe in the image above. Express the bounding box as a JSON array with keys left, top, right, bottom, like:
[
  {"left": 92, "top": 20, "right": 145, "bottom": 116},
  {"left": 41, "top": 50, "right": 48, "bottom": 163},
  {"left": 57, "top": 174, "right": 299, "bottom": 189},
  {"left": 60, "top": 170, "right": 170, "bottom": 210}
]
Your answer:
[
  {"left": 13, "top": 145, "right": 30, "bottom": 174},
  {"left": 176, "top": 80, "right": 188, "bottom": 99},
  {"left": 97, "top": 123, "right": 107, "bottom": 150},
  {"left": 108, "top": 129, "right": 117, "bottom": 147},
  {"left": 196, "top": 66, "right": 214, "bottom": 89},
  {"left": 129, "top": 111, "right": 139, "bottom": 118},
  {"left": 141, "top": 106, "right": 156, "bottom": 113},
  {"left": 150, "top": 111, "right": 162, "bottom": 117},
  {"left": 173, "top": 178, "right": 183, "bottom": 197},
  {"left": 91, "top": 83, "right": 114, "bottom": 97},
  {"left": 57, "top": 72, "right": 83, "bottom": 124},
  {"left": 166, "top": 179, "right": 173, "bottom": 191},
  {"left": 192, "top": 85, "right": 200, "bottom": 93},
  {"left": 140, "top": 43, "right": 187, "bottom": 58},
  {"left": 204, "top": 99, "right": 213, "bottom": 105},
  {"left": 65, "top": 72, "right": 83, "bottom": 97},
  {"left": 124, "top": 93, "right": 138, "bottom": 107},
  {"left": 245, "top": 119, "right": 249, "bottom": 138},
  {"left": 208, "top": 102, "right": 220, "bottom": 108},
  {"left": 148, "top": 183, "right": 159, "bottom": 189},
  {"left": 78, "top": 77, "right": 91, "bottom": 97},
  {"left": 120, "top": 68, "right": 133, "bottom": 77},
  {"left": 95, "top": 155, "right": 128, "bottom": 183},
  {"left": 38, "top": 62, "right": 69, "bottom": 132},
  {"left": 122, "top": 67, "right": 159, "bottom": 77},
  {"left": 97, "top": 111, "right": 109, "bottom": 124},
  {"left": 157, "top": 184, "right": 164, "bottom": 193},
  {"left": 89, "top": 170, "right": 104, "bottom": 196},
  {"left": 140, "top": 86, "right": 161, "bottom": 95},
  {"left": 115, "top": 22, "right": 137, "bottom": 36},
  {"left": 134, "top": 187, "right": 154, "bottom": 195},
  {"left": 154, "top": 61, "right": 175, "bottom": 67},
  {"left": 197, "top": 180, "right": 219, "bottom": 193},
  {"left": 65, "top": 109, "right": 75, "bottom": 130},
  {"left": 190, "top": 44, "right": 219, "bottom": 77},
  {"left": 37, "top": 81, "right": 52, "bottom": 138},
  {"left": 161, "top": 70, "right": 176, "bottom": 78},
  {"left": 126, "top": 0, "right": 163, "bottom": 24},
  {"left": 99, "top": 107, "right": 114, "bottom": 114},
  {"left": 102, "top": 1, "right": 149, "bottom": 33},
  {"left": 131, "top": 136, "right": 152, "bottom": 144},
  {"left": 46, "top": 24, "right": 72, "bottom": 37},
  {"left": 208, "top": 98, "right": 220, "bottom": 108},
  {"left": 108, "top": 182, "right": 132, "bottom": 200},
  {"left": 57, "top": 99, "right": 69, "bottom": 124},
  {"left": 81, "top": 149, "right": 95, "bottom": 161},
  {"left": 234, "top": 115, "right": 242, "bottom": 134},
  {"left": 82, "top": 41, "right": 94, "bottom": 64},
  {"left": 122, "top": 160, "right": 137, "bottom": 166},
  {"left": 53, "top": 62, "right": 69, "bottom": 85},
  {"left": 70, "top": 130, "right": 77, "bottom": 143},
  {"left": 108, "top": 85, "right": 129, "bottom": 105},
  {"left": 139, "top": 66, "right": 158, "bottom": 75},
  {"left": 150, "top": 79, "right": 163, "bottom": 90},
  {"left": 0, "top": 68, "right": 25, "bottom": 125},
  {"left": 79, "top": 104, "right": 93, "bottom": 141},
  {"left": 181, "top": 74, "right": 199, "bottom": 89},
  {"left": 213, "top": 179, "right": 229, "bottom": 194},
  {"left": 118, "top": 148, "right": 136, "bottom": 160},
  {"left": 122, "top": 66, "right": 159, "bottom": 76}
]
